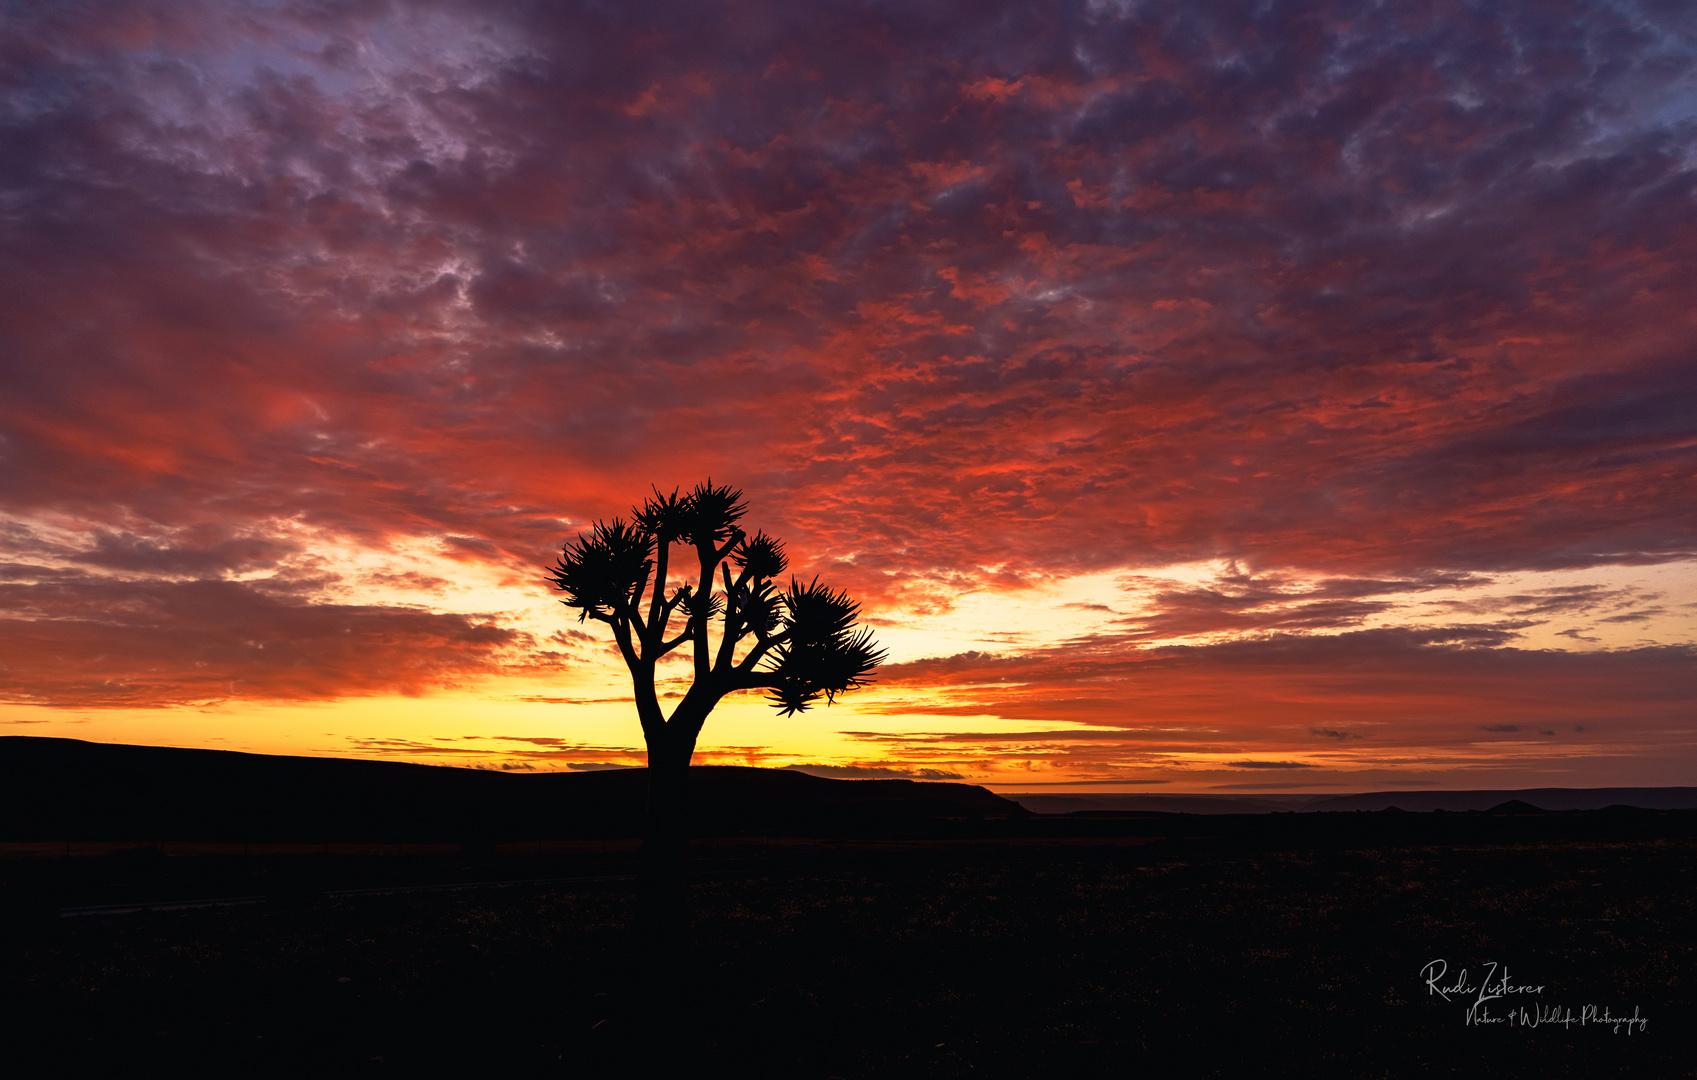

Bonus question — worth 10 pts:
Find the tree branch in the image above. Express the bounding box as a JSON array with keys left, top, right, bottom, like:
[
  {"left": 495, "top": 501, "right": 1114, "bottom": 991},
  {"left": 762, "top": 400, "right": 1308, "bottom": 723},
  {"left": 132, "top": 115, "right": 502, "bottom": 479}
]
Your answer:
[
  {"left": 713, "top": 529, "right": 745, "bottom": 565},
  {"left": 690, "top": 544, "right": 718, "bottom": 683},
  {"left": 656, "top": 628, "right": 693, "bottom": 659},
  {"left": 735, "top": 633, "right": 782, "bottom": 674},
  {"left": 641, "top": 538, "right": 670, "bottom": 651},
  {"left": 608, "top": 616, "right": 641, "bottom": 672},
  {"left": 714, "top": 561, "right": 742, "bottom": 673}
]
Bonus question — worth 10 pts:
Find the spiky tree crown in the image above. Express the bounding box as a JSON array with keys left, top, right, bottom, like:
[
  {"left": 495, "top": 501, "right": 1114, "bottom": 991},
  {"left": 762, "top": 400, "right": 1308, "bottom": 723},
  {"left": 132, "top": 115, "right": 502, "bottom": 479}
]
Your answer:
[
  {"left": 764, "top": 578, "right": 883, "bottom": 715},
  {"left": 546, "top": 481, "right": 884, "bottom": 723}
]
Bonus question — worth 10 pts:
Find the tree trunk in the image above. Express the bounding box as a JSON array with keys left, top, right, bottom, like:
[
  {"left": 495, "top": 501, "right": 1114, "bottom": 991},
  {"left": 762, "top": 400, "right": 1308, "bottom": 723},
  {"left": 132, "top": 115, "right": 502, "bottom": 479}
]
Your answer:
[
  {"left": 638, "top": 732, "right": 694, "bottom": 1059},
  {"left": 641, "top": 743, "right": 691, "bottom": 956}
]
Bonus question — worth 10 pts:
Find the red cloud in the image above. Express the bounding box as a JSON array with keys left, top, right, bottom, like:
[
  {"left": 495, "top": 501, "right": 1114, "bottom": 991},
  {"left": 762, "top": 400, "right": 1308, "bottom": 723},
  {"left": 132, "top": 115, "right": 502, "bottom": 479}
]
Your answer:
[
  {"left": 0, "top": 0, "right": 1692, "bottom": 752},
  {"left": 0, "top": 569, "right": 547, "bottom": 707},
  {"left": 868, "top": 630, "right": 1697, "bottom": 751}
]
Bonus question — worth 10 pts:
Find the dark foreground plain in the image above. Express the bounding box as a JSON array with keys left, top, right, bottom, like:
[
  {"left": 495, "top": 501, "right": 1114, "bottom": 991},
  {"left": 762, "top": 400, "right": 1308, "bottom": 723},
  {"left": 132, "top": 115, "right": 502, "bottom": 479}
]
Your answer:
[{"left": 3, "top": 816, "right": 1693, "bottom": 1078}]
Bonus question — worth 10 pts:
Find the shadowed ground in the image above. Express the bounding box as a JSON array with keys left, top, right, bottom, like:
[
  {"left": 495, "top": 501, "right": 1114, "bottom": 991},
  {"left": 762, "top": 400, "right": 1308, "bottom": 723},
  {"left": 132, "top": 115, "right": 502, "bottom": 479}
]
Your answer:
[{"left": 3, "top": 824, "right": 1691, "bottom": 1077}]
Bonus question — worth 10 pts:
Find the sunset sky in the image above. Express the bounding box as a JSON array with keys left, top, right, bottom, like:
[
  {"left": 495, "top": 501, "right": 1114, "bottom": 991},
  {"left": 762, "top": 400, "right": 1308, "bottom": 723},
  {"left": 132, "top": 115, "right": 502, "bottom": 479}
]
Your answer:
[{"left": 2, "top": 0, "right": 1694, "bottom": 793}]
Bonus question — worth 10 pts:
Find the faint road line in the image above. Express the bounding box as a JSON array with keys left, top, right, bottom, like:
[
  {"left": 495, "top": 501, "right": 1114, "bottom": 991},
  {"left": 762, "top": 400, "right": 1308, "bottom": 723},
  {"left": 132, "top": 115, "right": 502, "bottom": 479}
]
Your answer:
[
  {"left": 59, "top": 873, "right": 639, "bottom": 916},
  {"left": 60, "top": 895, "right": 268, "bottom": 917},
  {"left": 323, "top": 874, "right": 636, "bottom": 898}
]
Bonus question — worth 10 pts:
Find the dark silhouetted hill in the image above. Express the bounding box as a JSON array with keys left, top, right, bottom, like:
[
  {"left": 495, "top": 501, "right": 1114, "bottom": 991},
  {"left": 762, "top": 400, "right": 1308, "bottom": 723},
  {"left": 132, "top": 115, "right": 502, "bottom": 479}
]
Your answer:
[
  {"left": 1485, "top": 799, "right": 1546, "bottom": 815},
  {"left": 0, "top": 737, "right": 1023, "bottom": 842}
]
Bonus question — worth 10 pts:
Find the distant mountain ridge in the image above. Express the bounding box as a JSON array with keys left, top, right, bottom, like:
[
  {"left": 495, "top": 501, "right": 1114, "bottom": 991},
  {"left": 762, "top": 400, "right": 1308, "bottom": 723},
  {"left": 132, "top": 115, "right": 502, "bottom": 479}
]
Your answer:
[
  {"left": 1004, "top": 788, "right": 1697, "bottom": 815},
  {"left": 1305, "top": 788, "right": 1697, "bottom": 812}
]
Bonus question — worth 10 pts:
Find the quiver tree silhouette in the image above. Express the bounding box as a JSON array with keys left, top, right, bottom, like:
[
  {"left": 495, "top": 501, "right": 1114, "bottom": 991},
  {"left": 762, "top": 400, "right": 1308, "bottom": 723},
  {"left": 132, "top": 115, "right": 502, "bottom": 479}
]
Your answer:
[{"left": 546, "top": 481, "right": 885, "bottom": 1006}]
